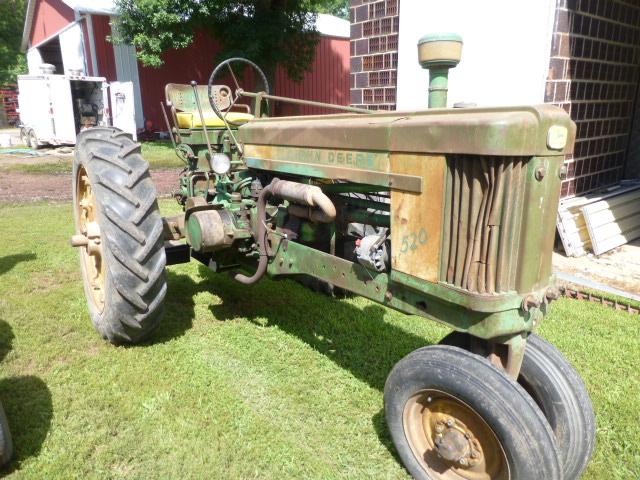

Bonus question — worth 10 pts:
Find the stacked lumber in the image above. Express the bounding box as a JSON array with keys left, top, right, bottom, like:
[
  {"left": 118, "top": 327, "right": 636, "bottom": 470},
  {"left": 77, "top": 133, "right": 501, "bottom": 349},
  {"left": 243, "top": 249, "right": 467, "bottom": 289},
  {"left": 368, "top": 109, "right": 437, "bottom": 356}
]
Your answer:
[{"left": 557, "top": 180, "right": 640, "bottom": 256}]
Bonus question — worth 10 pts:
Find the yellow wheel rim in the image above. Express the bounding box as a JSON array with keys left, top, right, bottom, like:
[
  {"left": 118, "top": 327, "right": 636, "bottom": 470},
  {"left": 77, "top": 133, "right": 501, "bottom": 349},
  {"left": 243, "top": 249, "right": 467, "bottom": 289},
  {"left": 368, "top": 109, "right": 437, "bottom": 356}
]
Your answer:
[
  {"left": 76, "top": 166, "right": 106, "bottom": 313},
  {"left": 403, "top": 389, "right": 510, "bottom": 480}
]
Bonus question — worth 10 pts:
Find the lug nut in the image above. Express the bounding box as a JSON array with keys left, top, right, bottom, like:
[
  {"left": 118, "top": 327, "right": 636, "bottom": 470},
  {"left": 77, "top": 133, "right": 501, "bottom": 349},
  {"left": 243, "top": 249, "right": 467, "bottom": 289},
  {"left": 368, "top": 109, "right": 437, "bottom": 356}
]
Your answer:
[
  {"left": 446, "top": 419, "right": 455, "bottom": 428},
  {"left": 459, "top": 458, "right": 468, "bottom": 466}
]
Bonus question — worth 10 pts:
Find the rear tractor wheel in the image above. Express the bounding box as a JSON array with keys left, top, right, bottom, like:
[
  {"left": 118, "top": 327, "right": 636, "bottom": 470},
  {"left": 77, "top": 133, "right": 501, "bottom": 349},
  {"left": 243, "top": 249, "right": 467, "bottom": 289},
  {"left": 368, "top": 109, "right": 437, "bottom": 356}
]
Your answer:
[
  {"left": 384, "top": 345, "right": 562, "bottom": 480},
  {"left": 71, "top": 127, "right": 167, "bottom": 344},
  {"left": 0, "top": 400, "right": 12, "bottom": 466}
]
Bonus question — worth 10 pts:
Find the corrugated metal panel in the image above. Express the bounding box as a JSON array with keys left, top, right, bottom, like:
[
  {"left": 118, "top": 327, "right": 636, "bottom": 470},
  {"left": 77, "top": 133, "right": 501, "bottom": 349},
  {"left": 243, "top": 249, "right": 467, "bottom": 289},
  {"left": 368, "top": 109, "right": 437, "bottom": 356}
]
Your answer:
[
  {"left": 137, "top": 31, "right": 223, "bottom": 129},
  {"left": 582, "top": 187, "right": 640, "bottom": 255},
  {"left": 137, "top": 33, "right": 350, "bottom": 128},
  {"left": 275, "top": 36, "right": 350, "bottom": 116},
  {"left": 556, "top": 181, "right": 640, "bottom": 256}
]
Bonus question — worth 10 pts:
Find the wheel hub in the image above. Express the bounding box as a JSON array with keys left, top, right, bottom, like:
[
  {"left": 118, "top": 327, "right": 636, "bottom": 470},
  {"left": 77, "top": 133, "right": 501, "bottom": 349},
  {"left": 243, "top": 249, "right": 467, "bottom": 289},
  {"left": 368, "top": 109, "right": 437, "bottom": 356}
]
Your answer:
[
  {"left": 403, "top": 389, "right": 509, "bottom": 479},
  {"left": 73, "top": 168, "right": 105, "bottom": 313},
  {"left": 431, "top": 415, "right": 483, "bottom": 468}
]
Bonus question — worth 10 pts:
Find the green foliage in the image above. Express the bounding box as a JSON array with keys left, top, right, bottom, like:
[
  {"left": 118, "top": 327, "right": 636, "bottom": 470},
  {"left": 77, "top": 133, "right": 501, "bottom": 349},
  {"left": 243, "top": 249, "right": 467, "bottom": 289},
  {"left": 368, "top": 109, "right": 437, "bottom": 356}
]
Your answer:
[
  {"left": 0, "top": 0, "right": 27, "bottom": 85},
  {"left": 313, "top": 0, "right": 349, "bottom": 20},
  {"left": 114, "top": 0, "right": 335, "bottom": 82}
]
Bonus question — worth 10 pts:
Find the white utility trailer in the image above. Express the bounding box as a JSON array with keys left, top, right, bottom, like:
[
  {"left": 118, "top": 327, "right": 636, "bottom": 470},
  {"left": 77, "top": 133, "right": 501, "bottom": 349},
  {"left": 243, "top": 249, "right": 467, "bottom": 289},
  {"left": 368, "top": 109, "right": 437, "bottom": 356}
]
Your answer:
[{"left": 17, "top": 72, "right": 137, "bottom": 148}]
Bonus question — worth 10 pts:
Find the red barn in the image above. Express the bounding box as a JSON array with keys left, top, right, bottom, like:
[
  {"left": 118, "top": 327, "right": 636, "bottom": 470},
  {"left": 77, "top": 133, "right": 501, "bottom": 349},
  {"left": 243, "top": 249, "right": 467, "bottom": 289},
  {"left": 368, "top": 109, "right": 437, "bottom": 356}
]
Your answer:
[{"left": 21, "top": 0, "right": 351, "bottom": 130}]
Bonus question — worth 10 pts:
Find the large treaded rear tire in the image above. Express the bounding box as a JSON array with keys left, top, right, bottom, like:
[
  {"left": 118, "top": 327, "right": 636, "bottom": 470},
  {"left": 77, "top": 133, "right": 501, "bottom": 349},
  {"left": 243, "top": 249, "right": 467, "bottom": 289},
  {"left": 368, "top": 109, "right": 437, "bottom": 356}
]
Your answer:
[{"left": 73, "top": 127, "right": 167, "bottom": 344}]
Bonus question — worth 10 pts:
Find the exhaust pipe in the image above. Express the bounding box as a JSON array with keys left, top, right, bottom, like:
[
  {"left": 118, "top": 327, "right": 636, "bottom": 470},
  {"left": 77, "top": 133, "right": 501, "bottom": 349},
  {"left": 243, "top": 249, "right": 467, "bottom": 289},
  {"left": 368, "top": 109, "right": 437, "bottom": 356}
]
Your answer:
[{"left": 233, "top": 179, "right": 335, "bottom": 285}]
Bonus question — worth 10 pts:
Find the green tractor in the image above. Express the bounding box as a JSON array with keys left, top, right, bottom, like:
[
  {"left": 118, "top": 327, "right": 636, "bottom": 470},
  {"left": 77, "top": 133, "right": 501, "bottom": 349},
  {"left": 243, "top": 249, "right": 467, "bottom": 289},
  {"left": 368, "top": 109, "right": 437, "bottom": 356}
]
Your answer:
[{"left": 71, "top": 37, "right": 595, "bottom": 479}]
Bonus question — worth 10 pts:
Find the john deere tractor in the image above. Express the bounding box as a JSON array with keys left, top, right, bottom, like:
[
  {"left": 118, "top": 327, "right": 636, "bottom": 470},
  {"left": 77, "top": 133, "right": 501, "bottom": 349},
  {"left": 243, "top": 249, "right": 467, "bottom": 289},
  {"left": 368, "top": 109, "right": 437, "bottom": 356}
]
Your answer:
[{"left": 71, "top": 36, "right": 595, "bottom": 479}]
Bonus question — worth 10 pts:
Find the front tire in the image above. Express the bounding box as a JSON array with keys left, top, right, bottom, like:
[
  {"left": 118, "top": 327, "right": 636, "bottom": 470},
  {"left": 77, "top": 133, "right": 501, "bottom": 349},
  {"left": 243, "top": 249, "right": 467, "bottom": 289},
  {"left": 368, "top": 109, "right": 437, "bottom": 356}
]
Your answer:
[
  {"left": 73, "top": 127, "right": 167, "bottom": 344},
  {"left": 440, "top": 332, "right": 595, "bottom": 479},
  {"left": 384, "top": 345, "right": 562, "bottom": 480}
]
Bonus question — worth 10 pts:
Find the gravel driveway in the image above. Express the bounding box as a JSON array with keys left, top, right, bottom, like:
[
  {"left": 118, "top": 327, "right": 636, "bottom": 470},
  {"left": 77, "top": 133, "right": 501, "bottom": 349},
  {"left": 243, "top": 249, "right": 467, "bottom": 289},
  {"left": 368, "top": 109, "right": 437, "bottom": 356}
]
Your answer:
[{"left": 0, "top": 169, "right": 180, "bottom": 202}]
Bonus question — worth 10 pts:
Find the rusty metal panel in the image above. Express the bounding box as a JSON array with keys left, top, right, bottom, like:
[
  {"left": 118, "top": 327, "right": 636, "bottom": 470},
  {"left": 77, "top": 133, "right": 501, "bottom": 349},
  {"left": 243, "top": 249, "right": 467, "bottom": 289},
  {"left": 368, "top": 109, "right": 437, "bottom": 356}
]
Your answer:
[
  {"left": 243, "top": 144, "right": 423, "bottom": 193},
  {"left": 440, "top": 156, "right": 528, "bottom": 294},
  {"left": 390, "top": 154, "right": 446, "bottom": 282},
  {"left": 238, "top": 105, "right": 576, "bottom": 157}
]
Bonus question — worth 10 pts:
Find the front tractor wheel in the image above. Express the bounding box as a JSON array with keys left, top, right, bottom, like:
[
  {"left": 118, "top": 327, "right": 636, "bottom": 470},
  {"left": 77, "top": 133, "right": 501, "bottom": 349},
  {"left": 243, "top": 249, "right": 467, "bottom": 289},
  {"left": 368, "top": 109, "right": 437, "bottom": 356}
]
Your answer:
[
  {"left": 439, "top": 332, "right": 595, "bottom": 480},
  {"left": 72, "top": 127, "right": 167, "bottom": 344},
  {"left": 384, "top": 345, "right": 562, "bottom": 480}
]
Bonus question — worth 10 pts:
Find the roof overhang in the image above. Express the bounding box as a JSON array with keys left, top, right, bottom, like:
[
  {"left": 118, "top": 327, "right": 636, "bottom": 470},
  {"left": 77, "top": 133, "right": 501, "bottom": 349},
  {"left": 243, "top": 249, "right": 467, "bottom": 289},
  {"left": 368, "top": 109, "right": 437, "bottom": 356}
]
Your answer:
[{"left": 315, "top": 14, "right": 349, "bottom": 39}]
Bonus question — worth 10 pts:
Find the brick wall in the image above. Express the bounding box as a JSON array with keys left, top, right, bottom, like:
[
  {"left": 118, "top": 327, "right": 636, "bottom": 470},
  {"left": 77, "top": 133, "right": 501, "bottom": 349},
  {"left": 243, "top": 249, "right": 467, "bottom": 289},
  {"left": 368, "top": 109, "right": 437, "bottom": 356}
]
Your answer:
[
  {"left": 350, "top": 0, "right": 400, "bottom": 110},
  {"left": 546, "top": 0, "right": 640, "bottom": 198}
]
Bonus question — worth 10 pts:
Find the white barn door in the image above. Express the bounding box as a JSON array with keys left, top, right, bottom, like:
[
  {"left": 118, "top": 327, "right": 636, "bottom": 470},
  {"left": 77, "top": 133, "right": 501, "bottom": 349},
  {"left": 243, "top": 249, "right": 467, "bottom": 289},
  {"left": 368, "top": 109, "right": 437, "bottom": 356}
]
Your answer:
[
  {"left": 59, "top": 23, "right": 87, "bottom": 75},
  {"left": 109, "top": 81, "right": 137, "bottom": 140}
]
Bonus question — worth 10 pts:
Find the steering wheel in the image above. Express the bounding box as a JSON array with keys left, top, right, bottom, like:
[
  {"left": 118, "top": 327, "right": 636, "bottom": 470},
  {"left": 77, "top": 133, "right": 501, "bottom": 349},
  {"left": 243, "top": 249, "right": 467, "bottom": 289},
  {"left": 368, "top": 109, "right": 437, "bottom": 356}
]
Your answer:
[{"left": 207, "top": 57, "right": 270, "bottom": 127}]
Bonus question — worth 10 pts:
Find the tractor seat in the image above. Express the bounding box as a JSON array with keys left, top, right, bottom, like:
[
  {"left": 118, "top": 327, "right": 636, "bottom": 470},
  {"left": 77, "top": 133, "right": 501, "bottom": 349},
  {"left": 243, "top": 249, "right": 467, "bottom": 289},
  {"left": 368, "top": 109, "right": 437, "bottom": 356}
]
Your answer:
[
  {"left": 165, "top": 83, "right": 254, "bottom": 129},
  {"left": 175, "top": 111, "right": 254, "bottom": 129}
]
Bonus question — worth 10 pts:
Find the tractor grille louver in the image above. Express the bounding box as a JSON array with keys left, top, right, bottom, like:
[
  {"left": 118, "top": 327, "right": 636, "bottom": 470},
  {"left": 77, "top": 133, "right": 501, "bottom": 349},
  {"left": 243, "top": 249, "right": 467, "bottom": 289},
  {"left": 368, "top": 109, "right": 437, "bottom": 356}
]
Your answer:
[{"left": 441, "top": 156, "right": 528, "bottom": 294}]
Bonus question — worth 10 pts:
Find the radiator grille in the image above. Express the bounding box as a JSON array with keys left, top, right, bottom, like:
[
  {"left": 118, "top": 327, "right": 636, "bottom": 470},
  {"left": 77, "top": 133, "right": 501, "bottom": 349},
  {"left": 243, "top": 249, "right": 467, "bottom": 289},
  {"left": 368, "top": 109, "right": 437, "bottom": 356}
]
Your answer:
[{"left": 441, "top": 156, "right": 529, "bottom": 294}]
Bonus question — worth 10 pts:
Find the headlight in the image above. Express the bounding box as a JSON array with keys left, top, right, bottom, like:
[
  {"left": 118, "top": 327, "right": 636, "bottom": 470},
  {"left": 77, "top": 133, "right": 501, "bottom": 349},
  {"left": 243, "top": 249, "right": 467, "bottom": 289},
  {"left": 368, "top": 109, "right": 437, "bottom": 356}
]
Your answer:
[{"left": 210, "top": 153, "right": 231, "bottom": 175}]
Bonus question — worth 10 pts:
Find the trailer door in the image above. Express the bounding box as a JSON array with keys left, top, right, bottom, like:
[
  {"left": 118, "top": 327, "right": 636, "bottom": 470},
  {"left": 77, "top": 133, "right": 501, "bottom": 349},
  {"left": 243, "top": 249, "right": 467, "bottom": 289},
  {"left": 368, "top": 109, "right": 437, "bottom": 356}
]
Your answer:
[
  {"left": 109, "top": 81, "right": 137, "bottom": 141},
  {"left": 17, "top": 77, "right": 53, "bottom": 142},
  {"left": 49, "top": 76, "right": 76, "bottom": 143}
]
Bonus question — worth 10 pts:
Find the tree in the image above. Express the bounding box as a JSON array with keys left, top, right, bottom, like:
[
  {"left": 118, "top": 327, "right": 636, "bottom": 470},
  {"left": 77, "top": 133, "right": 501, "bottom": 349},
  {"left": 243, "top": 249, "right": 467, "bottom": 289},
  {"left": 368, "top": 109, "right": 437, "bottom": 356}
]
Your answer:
[
  {"left": 114, "top": 0, "right": 344, "bottom": 85},
  {"left": 315, "top": 0, "right": 348, "bottom": 20},
  {"left": 0, "top": 0, "right": 27, "bottom": 85}
]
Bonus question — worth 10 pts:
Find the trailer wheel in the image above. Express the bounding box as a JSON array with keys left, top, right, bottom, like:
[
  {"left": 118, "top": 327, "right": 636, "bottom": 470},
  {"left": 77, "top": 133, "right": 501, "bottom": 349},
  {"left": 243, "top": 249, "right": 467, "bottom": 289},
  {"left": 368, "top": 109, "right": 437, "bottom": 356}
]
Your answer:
[
  {"left": 19, "top": 128, "right": 28, "bottom": 147},
  {"left": 72, "top": 127, "right": 167, "bottom": 344},
  {"left": 0, "top": 400, "right": 12, "bottom": 466},
  {"left": 384, "top": 345, "right": 562, "bottom": 480},
  {"left": 440, "top": 332, "right": 595, "bottom": 480},
  {"left": 27, "top": 129, "right": 39, "bottom": 150}
]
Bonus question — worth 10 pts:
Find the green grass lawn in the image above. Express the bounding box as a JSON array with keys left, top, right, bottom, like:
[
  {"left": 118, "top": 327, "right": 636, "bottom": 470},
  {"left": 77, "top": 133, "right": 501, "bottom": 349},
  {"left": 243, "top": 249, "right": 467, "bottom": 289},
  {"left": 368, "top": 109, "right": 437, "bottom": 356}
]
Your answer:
[
  {"left": 0, "top": 200, "right": 638, "bottom": 479},
  {"left": 0, "top": 142, "right": 182, "bottom": 175}
]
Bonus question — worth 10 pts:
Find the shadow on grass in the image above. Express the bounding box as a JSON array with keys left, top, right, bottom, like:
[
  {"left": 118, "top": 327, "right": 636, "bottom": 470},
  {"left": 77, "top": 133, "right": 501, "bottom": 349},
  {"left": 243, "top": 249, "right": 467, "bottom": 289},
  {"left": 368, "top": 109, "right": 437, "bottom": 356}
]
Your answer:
[
  {"left": 200, "top": 266, "right": 436, "bottom": 392},
  {"left": 0, "top": 376, "right": 52, "bottom": 474},
  {"left": 149, "top": 264, "right": 444, "bottom": 457},
  {"left": 0, "top": 253, "right": 36, "bottom": 277},
  {"left": 0, "top": 320, "right": 14, "bottom": 363},
  {"left": 0, "top": 320, "right": 52, "bottom": 474},
  {"left": 201, "top": 266, "right": 437, "bottom": 457},
  {"left": 143, "top": 270, "right": 198, "bottom": 344}
]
